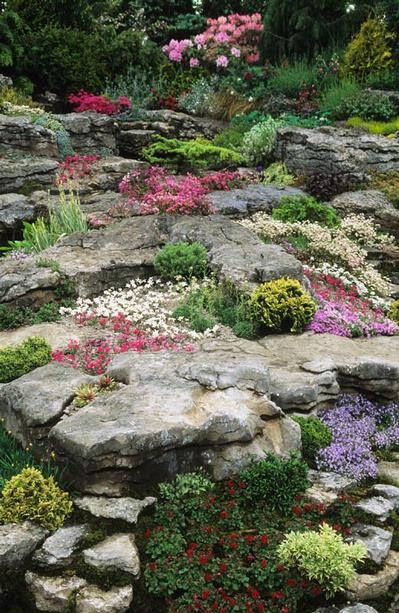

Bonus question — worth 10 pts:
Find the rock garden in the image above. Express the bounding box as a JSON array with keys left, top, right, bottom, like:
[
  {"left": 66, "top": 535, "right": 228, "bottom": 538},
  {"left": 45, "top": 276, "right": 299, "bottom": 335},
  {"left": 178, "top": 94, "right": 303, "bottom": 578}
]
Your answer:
[{"left": 2, "top": 1, "right": 399, "bottom": 612}]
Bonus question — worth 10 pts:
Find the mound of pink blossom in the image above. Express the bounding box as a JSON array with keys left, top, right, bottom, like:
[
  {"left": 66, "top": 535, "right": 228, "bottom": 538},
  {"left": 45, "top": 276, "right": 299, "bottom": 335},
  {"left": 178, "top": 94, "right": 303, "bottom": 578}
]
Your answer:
[{"left": 68, "top": 91, "right": 131, "bottom": 115}]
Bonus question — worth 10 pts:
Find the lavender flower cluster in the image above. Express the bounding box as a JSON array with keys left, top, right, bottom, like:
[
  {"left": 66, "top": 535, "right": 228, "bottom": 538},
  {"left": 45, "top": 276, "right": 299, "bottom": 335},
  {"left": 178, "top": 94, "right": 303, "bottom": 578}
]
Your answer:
[{"left": 316, "top": 395, "right": 399, "bottom": 481}]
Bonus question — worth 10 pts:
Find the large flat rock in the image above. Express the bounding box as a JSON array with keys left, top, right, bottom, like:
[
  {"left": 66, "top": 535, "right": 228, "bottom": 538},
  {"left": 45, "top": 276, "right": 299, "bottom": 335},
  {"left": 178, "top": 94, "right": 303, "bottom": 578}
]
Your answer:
[
  {"left": 0, "top": 214, "right": 303, "bottom": 304},
  {"left": 0, "top": 157, "right": 58, "bottom": 194},
  {"left": 0, "top": 114, "right": 58, "bottom": 157},
  {"left": 209, "top": 184, "right": 306, "bottom": 216},
  {"left": 275, "top": 126, "right": 399, "bottom": 176}
]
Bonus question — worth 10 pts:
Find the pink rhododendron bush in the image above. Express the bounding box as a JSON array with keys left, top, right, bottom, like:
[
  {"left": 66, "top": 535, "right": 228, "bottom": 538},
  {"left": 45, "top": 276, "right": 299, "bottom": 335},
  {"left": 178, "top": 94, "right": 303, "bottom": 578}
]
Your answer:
[{"left": 162, "top": 14, "right": 263, "bottom": 70}]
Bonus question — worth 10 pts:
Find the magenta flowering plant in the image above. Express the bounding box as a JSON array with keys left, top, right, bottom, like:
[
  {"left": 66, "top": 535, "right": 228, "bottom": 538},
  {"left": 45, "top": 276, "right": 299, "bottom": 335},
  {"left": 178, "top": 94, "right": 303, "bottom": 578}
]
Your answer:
[
  {"left": 119, "top": 167, "right": 247, "bottom": 216},
  {"left": 305, "top": 268, "right": 398, "bottom": 338},
  {"left": 162, "top": 14, "right": 263, "bottom": 71},
  {"left": 68, "top": 91, "right": 131, "bottom": 115}
]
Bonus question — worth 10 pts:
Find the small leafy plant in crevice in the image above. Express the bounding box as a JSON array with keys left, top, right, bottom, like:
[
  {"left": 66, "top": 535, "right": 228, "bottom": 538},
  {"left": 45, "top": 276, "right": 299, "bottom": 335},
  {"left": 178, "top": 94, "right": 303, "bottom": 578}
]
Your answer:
[
  {"left": 0, "top": 336, "right": 52, "bottom": 383},
  {"left": 73, "top": 376, "right": 119, "bottom": 408},
  {"left": 272, "top": 195, "right": 341, "bottom": 228},
  {"left": 154, "top": 241, "right": 209, "bottom": 280},
  {"left": 277, "top": 523, "right": 366, "bottom": 598},
  {"left": 293, "top": 416, "right": 332, "bottom": 469},
  {"left": 172, "top": 278, "right": 258, "bottom": 339}
]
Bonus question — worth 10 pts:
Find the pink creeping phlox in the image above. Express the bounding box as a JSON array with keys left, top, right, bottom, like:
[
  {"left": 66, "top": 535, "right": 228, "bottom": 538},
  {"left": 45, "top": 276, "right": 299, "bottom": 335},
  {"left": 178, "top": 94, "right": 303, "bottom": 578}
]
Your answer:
[
  {"left": 52, "top": 313, "right": 194, "bottom": 375},
  {"left": 119, "top": 167, "right": 246, "bottom": 216},
  {"left": 305, "top": 268, "right": 398, "bottom": 338}
]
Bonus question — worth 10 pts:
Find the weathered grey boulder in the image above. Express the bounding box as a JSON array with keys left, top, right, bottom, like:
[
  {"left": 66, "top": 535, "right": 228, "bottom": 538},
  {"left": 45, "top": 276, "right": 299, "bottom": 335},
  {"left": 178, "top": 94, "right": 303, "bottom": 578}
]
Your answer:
[
  {"left": 313, "top": 606, "right": 379, "bottom": 613},
  {"left": 0, "top": 214, "right": 304, "bottom": 305},
  {"left": 378, "top": 461, "right": 399, "bottom": 487},
  {"left": 32, "top": 524, "right": 90, "bottom": 569},
  {"left": 258, "top": 333, "right": 399, "bottom": 404},
  {"left": 0, "top": 522, "right": 47, "bottom": 569},
  {"left": 0, "top": 114, "right": 58, "bottom": 156},
  {"left": 274, "top": 126, "right": 399, "bottom": 176},
  {"left": 0, "top": 157, "right": 58, "bottom": 194},
  {"left": 83, "top": 534, "right": 140, "bottom": 577},
  {"left": 117, "top": 128, "right": 156, "bottom": 158},
  {"left": 25, "top": 572, "right": 87, "bottom": 612},
  {"left": 75, "top": 584, "right": 133, "bottom": 613},
  {"left": 73, "top": 496, "right": 156, "bottom": 525},
  {"left": 347, "top": 524, "right": 393, "bottom": 565},
  {"left": 338, "top": 359, "right": 399, "bottom": 400},
  {"left": 331, "top": 190, "right": 399, "bottom": 238},
  {"left": 209, "top": 184, "right": 306, "bottom": 216},
  {"left": 347, "top": 550, "right": 399, "bottom": 600},
  {"left": 54, "top": 112, "right": 117, "bottom": 154},
  {"left": 269, "top": 367, "right": 339, "bottom": 411},
  {"left": 0, "top": 193, "right": 43, "bottom": 242},
  {"left": 306, "top": 469, "right": 357, "bottom": 506},
  {"left": 356, "top": 484, "right": 399, "bottom": 521},
  {"left": 0, "top": 362, "right": 96, "bottom": 445}
]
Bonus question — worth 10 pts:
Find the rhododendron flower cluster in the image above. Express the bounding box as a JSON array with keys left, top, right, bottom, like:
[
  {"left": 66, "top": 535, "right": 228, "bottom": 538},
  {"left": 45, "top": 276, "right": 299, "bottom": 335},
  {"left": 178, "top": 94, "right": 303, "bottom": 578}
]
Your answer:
[
  {"left": 119, "top": 167, "right": 245, "bottom": 216},
  {"left": 317, "top": 395, "right": 399, "bottom": 481},
  {"left": 305, "top": 268, "right": 398, "bottom": 338},
  {"left": 68, "top": 90, "right": 131, "bottom": 115},
  {"left": 163, "top": 14, "right": 263, "bottom": 68},
  {"left": 56, "top": 155, "right": 99, "bottom": 185}
]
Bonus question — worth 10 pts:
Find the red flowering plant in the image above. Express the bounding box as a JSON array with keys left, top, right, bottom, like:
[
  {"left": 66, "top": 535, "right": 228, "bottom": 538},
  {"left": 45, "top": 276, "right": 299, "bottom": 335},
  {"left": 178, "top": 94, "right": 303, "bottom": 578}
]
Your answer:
[
  {"left": 68, "top": 90, "right": 131, "bottom": 115},
  {"left": 143, "top": 462, "right": 360, "bottom": 612},
  {"left": 56, "top": 154, "right": 100, "bottom": 185}
]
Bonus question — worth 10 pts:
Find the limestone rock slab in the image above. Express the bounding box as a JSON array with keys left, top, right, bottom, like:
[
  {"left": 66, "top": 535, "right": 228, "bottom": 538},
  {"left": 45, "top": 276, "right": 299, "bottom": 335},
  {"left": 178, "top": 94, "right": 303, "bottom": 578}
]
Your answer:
[
  {"left": 73, "top": 496, "right": 156, "bottom": 525},
  {"left": 0, "top": 522, "right": 47, "bottom": 569},
  {"left": 347, "top": 524, "right": 393, "bottom": 565},
  {"left": 32, "top": 524, "right": 90, "bottom": 569},
  {"left": 75, "top": 584, "right": 133, "bottom": 613},
  {"left": 83, "top": 534, "right": 140, "bottom": 577},
  {"left": 275, "top": 126, "right": 399, "bottom": 176},
  {"left": 25, "top": 572, "right": 87, "bottom": 612}
]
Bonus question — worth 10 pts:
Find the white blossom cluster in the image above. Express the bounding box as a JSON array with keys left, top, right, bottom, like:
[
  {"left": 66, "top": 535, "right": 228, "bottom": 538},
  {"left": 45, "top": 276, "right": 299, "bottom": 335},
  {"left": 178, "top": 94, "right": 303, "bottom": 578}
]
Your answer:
[
  {"left": 60, "top": 276, "right": 219, "bottom": 339},
  {"left": 239, "top": 213, "right": 391, "bottom": 296}
]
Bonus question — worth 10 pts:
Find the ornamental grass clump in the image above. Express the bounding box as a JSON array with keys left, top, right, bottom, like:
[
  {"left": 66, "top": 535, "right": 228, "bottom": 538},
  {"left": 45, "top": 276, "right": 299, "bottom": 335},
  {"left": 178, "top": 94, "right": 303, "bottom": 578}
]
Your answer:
[
  {"left": 278, "top": 523, "right": 366, "bottom": 598},
  {"left": 154, "top": 242, "right": 209, "bottom": 280},
  {"left": 249, "top": 278, "right": 316, "bottom": 333},
  {"left": 0, "top": 467, "right": 72, "bottom": 530}
]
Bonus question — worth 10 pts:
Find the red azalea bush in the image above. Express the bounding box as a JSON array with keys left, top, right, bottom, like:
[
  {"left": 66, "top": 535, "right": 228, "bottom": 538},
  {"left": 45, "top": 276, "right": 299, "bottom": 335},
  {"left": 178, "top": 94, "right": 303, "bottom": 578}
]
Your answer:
[
  {"left": 56, "top": 154, "right": 100, "bottom": 184},
  {"left": 68, "top": 90, "right": 131, "bottom": 115},
  {"left": 118, "top": 166, "right": 246, "bottom": 215}
]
